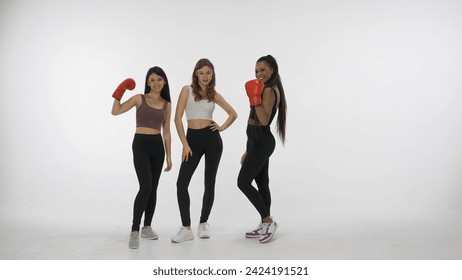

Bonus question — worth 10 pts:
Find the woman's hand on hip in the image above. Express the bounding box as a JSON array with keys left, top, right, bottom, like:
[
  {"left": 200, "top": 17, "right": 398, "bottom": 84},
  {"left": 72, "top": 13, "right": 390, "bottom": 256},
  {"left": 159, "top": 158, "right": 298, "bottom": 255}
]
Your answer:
[{"left": 209, "top": 121, "right": 222, "bottom": 132}]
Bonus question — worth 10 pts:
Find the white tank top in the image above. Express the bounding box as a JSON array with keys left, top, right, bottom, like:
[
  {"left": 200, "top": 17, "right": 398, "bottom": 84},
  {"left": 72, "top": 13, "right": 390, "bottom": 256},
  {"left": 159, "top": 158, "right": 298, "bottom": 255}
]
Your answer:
[{"left": 185, "top": 85, "right": 215, "bottom": 120}]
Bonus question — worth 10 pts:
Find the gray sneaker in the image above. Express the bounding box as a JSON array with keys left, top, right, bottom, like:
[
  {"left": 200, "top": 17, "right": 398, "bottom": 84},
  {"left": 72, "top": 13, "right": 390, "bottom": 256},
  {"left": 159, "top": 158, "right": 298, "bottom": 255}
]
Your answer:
[
  {"left": 128, "top": 231, "right": 139, "bottom": 249},
  {"left": 141, "top": 226, "right": 159, "bottom": 240}
]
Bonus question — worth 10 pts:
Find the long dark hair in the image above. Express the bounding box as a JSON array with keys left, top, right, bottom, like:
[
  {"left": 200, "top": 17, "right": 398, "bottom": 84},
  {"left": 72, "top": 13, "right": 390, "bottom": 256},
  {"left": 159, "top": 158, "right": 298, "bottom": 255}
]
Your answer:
[
  {"left": 144, "top": 66, "right": 171, "bottom": 103},
  {"left": 191, "top": 58, "right": 216, "bottom": 102},
  {"left": 257, "top": 55, "right": 287, "bottom": 144}
]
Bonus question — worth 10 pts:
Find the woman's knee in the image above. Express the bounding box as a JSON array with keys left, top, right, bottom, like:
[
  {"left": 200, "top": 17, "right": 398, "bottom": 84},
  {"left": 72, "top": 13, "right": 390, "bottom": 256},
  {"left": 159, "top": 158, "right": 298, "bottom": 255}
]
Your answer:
[
  {"left": 138, "top": 184, "right": 153, "bottom": 196},
  {"left": 237, "top": 175, "right": 251, "bottom": 191}
]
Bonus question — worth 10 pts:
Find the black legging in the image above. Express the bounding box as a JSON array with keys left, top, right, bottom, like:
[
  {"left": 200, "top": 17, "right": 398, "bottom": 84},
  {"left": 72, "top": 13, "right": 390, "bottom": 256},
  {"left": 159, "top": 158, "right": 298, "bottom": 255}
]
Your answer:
[
  {"left": 176, "top": 127, "right": 223, "bottom": 227},
  {"left": 237, "top": 125, "right": 275, "bottom": 219},
  {"left": 131, "top": 134, "right": 165, "bottom": 231}
]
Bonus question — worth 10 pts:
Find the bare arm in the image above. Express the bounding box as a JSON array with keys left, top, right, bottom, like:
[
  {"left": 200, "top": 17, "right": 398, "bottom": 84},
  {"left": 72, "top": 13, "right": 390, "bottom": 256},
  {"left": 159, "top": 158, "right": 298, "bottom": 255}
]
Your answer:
[
  {"left": 162, "top": 102, "right": 173, "bottom": 171},
  {"left": 111, "top": 94, "right": 140, "bottom": 116},
  {"left": 253, "top": 88, "right": 276, "bottom": 125},
  {"left": 174, "top": 86, "right": 192, "bottom": 161},
  {"left": 210, "top": 92, "right": 238, "bottom": 132}
]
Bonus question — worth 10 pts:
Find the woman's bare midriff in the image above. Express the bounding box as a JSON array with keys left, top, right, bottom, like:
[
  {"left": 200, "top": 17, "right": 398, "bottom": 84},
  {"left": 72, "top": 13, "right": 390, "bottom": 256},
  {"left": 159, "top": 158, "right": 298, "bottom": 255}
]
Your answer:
[
  {"left": 188, "top": 119, "right": 213, "bottom": 129},
  {"left": 136, "top": 127, "right": 161, "bottom": 135},
  {"left": 247, "top": 119, "right": 262, "bottom": 126}
]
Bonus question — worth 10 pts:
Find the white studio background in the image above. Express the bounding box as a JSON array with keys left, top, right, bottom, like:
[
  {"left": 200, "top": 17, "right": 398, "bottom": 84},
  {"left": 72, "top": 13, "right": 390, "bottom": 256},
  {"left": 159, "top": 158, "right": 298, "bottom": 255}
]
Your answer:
[{"left": 1, "top": 0, "right": 462, "bottom": 260}]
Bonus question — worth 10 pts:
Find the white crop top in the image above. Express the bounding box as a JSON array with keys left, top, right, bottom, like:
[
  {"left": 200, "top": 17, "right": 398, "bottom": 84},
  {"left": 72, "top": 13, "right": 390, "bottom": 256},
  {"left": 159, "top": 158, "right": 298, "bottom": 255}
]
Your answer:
[{"left": 185, "top": 85, "right": 215, "bottom": 120}]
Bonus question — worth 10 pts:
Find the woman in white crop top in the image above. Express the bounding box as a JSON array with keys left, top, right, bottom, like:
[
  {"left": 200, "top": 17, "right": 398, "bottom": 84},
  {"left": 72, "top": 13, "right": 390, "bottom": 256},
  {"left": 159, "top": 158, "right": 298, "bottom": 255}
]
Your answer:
[{"left": 171, "top": 58, "right": 237, "bottom": 243}]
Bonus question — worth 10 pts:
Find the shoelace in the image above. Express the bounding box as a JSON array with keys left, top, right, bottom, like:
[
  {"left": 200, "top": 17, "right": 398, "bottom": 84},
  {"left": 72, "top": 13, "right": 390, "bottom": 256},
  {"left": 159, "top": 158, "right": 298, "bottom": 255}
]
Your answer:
[
  {"left": 199, "top": 223, "right": 209, "bottom": 229},
  {"left": 253, "top": 223, "right": 263, "bottom": 231},
  {"left": 143, "top": 227, "right": 155, "bottom": 235},
  {"left": 177, "top": 227, "right": 188, "bottom": 234},
  {"left": 128, "top": 232, "right": 139, "bottom": 240},
  {"left": 261, "top": 223, "right": 271, "bottom": 234}
]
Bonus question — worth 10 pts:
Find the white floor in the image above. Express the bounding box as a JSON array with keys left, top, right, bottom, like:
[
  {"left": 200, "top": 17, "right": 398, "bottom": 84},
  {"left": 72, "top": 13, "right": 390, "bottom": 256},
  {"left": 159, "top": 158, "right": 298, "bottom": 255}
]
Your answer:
[{"left": 1, "top": 204, "right": 461, "bottom": 260}]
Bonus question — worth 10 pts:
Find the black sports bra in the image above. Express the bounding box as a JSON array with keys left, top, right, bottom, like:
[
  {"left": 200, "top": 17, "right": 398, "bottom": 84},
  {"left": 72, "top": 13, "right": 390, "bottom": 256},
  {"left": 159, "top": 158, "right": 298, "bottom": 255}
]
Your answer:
[{"left": 249, "top": 87, "right": 279, "bottom": 126}]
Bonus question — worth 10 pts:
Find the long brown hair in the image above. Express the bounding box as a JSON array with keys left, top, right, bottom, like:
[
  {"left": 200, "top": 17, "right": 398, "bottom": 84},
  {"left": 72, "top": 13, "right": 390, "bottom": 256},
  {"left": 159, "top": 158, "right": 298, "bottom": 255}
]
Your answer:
[
  {"left": 191, "top": 58, "right": 216, "bottom": 102},
  {"left": 257, "top": 55, "right": 287, "bottom": 144}
]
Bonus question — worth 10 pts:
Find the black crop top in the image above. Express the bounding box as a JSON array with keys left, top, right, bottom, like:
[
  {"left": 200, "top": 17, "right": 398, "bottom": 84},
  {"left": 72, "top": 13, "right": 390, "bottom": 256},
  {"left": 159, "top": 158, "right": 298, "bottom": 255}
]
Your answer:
[
  {"left": 249, "top": 87, "right": 278, "bottom": 126},
  {"left": 136, "top": 95, "right": 167, "bottom": 130}
]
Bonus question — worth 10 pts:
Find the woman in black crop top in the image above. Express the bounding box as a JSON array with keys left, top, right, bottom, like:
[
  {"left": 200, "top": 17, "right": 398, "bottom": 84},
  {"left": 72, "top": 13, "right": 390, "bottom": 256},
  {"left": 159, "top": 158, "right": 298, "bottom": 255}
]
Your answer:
[
  {"left": 237, "top": 55, "right": 287, "bottom": 243},
  {"left": 111, "top": 66, "right": 172, "bottom": 249}
]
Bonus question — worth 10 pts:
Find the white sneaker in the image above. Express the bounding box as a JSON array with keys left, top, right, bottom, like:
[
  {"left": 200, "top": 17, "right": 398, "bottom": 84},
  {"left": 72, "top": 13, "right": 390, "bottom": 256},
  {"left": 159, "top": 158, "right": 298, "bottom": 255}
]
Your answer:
[
  {"left": 198, "top": 223, "right": 210, "bottom": 239},
  {"left": 259, "top": 219, "right": 278, "bottom": 243},
  {"left": 128, "top": 231, "right": 139, "bottom": 249},
  {"left": 141, "top": 226, "right": 159, "bottom": 240},
  {"left": 171, "top": 227, "right": 194, "bottom": 243}
]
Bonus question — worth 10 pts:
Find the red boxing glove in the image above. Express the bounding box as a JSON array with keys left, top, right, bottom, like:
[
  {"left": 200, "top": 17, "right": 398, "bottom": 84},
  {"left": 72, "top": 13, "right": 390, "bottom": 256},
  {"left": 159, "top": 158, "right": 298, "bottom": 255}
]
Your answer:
[
  {"left": 112, "top": 78, "right": 136, "bottom": 101},
  {"left": 245, "top": 79, "right": 263, "bottom": 106}
]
